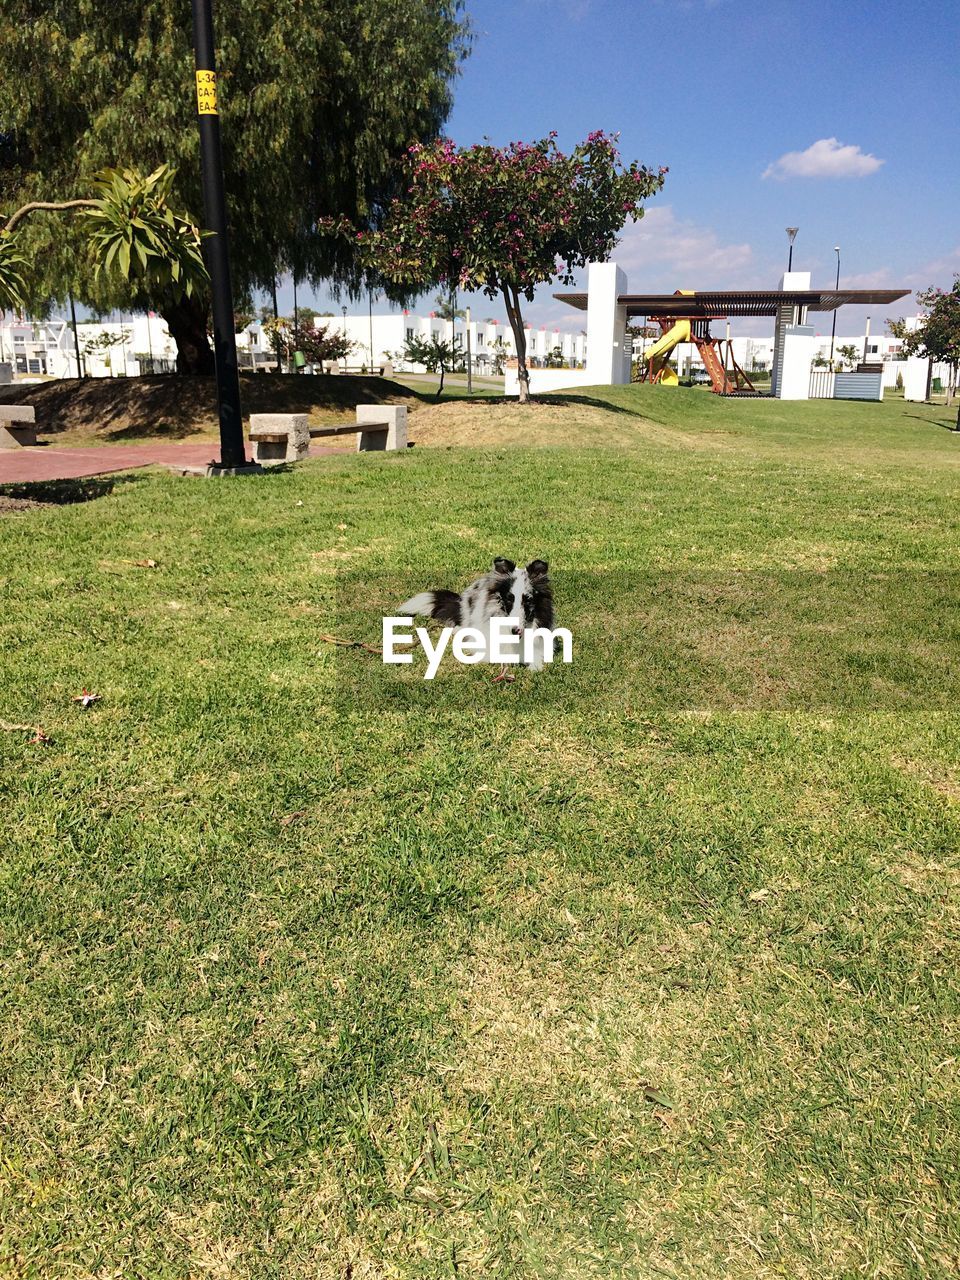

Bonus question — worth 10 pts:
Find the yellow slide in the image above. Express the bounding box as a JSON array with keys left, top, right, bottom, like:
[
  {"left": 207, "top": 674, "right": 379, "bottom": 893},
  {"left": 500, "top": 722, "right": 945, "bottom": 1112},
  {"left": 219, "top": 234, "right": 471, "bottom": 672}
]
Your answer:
[{"left": 643, "top": 318, "right": 690, "bottom": 385}]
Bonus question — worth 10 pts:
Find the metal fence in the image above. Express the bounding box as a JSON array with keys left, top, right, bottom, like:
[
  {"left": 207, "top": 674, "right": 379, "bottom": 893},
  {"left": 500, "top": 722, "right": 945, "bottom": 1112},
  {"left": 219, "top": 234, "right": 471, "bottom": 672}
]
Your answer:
[{"left": 809, "top": 369, "right": 835, "bottom": 399}]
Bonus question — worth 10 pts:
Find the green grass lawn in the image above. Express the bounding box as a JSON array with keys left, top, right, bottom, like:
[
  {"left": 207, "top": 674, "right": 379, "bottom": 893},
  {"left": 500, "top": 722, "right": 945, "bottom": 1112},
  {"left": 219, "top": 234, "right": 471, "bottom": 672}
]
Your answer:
[{"left": 2, "top": 386, "right": 959, "bottom": 1278}]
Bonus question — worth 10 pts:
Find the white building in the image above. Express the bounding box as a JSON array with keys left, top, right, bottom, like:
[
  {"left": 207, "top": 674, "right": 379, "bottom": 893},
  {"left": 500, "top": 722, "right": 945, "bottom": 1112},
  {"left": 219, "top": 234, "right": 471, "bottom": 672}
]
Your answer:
[
  {"left": 331, "top": 311, "right": 586, "bottom": 374},
  {"left": 0, "top": 313, "right": 179, "bottom": 379}
]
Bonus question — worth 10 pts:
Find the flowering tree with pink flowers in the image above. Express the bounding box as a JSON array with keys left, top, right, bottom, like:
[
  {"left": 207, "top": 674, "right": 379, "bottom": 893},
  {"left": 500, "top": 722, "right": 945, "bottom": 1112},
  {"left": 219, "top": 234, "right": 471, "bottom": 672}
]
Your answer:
[{"left": 364, "top": 132, "right": 666, "bottom": 402}]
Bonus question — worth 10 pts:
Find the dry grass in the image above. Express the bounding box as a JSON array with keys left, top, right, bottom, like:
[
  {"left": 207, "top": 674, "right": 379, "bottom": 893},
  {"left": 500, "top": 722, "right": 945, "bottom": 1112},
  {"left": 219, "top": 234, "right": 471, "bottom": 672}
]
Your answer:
[{"left": 407, "top": 396, "right": 725, "bottom": 452}]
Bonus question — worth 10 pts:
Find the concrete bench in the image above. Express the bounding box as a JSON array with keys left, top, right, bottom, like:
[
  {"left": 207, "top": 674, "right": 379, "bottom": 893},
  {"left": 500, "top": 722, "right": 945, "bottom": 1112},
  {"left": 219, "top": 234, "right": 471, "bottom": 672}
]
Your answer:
[
  {"left": 248, "top": 406, "right": 406, "bottom": 464},
  {"left": 248, "top": 413, "right": 311, "bottom": 462},
  {"left": 0, "top": 405, "right": 37, "bottom": 449}
]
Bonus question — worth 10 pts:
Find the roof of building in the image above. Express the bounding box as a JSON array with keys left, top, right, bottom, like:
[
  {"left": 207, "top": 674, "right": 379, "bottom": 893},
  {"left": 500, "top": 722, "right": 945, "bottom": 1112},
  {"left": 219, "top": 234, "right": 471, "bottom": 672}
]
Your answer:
[{"left": 553, "top": 289, "right": 911, "bottom": 318}]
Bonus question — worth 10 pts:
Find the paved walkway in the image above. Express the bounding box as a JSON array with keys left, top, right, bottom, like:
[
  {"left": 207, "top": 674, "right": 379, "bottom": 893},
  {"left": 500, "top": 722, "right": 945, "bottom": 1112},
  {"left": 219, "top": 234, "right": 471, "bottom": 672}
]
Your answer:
[{"left": 0, "top": 441, "right": 340, "bottom": 484}]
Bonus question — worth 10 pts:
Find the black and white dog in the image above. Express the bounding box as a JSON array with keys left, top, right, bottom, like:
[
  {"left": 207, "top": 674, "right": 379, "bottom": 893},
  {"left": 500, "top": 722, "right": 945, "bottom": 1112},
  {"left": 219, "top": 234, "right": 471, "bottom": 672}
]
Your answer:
[{"left": 399, "top": 558, "right": 554, "bottom": 672}]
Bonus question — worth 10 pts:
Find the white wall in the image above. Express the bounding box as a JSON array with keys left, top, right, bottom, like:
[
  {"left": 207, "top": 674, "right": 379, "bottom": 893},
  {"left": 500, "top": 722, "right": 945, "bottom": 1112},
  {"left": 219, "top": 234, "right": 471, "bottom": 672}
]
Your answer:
[
  {"left": 778, "top": 326, "right": 817, "bottom": 400},
  {"left": 504, "top": 367, "right": 600, "bottom": 397}
]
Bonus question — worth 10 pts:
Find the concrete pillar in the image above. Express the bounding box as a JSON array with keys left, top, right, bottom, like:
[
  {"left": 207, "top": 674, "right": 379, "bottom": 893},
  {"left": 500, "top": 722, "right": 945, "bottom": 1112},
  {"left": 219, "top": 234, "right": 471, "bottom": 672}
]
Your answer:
[
  {"left": 903, "top": 356, "right": 931, "bottom": 402},
  {"left": 772, "top": 271, "right": 811, "bottom": 398},
  {"left": 585, "top": 261, "right": 629, "bottom": 385},
  {"left": 778, "top": 326, "right": 817, "bottom": 400}
]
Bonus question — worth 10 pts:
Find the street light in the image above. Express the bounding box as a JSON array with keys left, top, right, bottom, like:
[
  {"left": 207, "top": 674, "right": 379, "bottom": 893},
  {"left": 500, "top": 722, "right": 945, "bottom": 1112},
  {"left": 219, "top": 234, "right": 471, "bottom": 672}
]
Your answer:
[
  {"left": 786, "top": 227, "right": 799, "bottom": 272},
  {"left": 829, "top": 246, "right": 840, "bottom": 370},
  {"left": 190, "top": 0, "right": 249, "bottom": 469}
]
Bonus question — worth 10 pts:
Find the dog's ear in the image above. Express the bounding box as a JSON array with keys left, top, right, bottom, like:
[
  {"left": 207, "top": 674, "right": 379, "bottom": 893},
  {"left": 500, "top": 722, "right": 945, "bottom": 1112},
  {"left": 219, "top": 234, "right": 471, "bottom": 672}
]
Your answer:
[
  {"left": 526, "top": 559, "right": 549, "bottom": 577},
  {"left": 493, "top": 557, "right": 516, "bottom": 574}
]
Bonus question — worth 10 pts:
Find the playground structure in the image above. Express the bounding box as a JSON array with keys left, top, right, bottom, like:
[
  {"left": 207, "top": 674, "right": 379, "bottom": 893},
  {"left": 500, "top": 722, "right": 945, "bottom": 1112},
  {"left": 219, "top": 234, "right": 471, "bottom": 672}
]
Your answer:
[
  {"left": 540, "top": 264, "right": 911, "bottom": 402},
  {"left": 638, "top": 293, "right": 758, "bottom": 394}
]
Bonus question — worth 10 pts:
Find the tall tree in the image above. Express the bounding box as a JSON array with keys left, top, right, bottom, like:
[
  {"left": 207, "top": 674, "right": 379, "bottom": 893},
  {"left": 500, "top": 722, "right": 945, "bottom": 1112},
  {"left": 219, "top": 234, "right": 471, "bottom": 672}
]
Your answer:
[
  {"left": 0, "top": 1, "right": 469, "bottom": 371},
  {"left": 365, "top": 131, "right": 665, "bottom": 401},
  {"left": 434, "top": 292, "right": 465, "bottom": 321}
]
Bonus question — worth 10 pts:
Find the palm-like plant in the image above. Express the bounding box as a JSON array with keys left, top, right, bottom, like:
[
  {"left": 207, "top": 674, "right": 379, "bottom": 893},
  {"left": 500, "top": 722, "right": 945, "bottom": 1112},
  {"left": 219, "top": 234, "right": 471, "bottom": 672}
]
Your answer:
[
  {"left": 1, "top": 164, "right": 207, "bottom": 311},
  {"left": 82, "top": 166, "right": 208, "bottom": 298},
  {"left": 0, "top": 234, "right": 29, "bottom": 310}
]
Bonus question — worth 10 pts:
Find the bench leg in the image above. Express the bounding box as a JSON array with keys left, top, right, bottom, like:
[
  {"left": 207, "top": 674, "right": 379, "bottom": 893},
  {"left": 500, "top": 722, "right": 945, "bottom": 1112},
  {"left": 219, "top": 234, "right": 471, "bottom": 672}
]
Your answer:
[
  {"left": 254, "top": 439, "right": 288, "bottom": 463},
  {"left": 286, "top": 431, "right": 310, "bottom": 462},
  {"left": 356, "top": 427, "right": 389, "bottom": 451},
  {"left": 355, "top": 406, "right": 408, "bottom": 452},
  {"left": 0, "top": 425, "right": 36, "bottom": 449}
]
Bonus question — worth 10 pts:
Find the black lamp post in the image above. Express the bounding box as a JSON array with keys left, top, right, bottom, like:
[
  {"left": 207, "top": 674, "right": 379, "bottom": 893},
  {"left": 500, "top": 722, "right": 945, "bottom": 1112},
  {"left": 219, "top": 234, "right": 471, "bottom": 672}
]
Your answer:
[
  {"left": 786, "top": 227, "right": 799, "bottom": 272},
  {"left": 190, "top": 0, "right": 249, "bottom": 469},
  {"left": 68, "top": 292, "right": 84, "bottom": 378},
  {"left": 829, "top": 246, "right": 840, "bottom": 370}
]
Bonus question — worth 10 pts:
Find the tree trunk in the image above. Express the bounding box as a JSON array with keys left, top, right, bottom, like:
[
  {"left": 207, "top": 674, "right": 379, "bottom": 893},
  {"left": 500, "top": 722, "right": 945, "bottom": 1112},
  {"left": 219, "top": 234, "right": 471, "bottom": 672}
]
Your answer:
[
  {"left": 159, "top": 294, "right": 215, "bottom": 375},
  {"left": 436, "top": 364, "right": 445, "bottom": 398},
  {"left": 503, "top": 285, "right": 530, "bottom": 403}
]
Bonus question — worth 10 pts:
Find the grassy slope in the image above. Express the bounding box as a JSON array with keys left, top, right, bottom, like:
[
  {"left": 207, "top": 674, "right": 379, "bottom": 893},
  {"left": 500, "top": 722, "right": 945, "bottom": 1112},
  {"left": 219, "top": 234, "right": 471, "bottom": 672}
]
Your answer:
[
  {"left": 1, "top": 387, "right": 959, "bottom": 1279},
  {"left": 0, "top": 374, "right": 425, "bottom": 444}
]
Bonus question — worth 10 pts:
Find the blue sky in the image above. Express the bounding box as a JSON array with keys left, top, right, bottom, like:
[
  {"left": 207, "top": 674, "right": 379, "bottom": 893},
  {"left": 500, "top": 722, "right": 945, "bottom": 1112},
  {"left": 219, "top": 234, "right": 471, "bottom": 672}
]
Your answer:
[{"left": 284, "top": 0, "right": 958, "bottom": 337}]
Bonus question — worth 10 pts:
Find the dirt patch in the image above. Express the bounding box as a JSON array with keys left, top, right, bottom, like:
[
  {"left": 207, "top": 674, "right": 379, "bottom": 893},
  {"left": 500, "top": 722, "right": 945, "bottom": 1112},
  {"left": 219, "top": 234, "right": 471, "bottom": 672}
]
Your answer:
[
  {"left": 0, "top": 494, "right": 43, "bottom": 514},
  {"left": 0, "top": 374, "right": 423, "bottom": 445}
]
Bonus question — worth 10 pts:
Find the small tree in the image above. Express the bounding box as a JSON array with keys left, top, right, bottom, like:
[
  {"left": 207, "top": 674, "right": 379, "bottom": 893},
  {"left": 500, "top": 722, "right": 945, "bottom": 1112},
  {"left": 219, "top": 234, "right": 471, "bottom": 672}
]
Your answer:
[
  {"left": 366, "top": 132, "right": 665, "bottom": 402},
  {"left": 836, "top": 344, "right": 860, "bottom": 371},
  {"left": 888, "top": 278, "right": 960, "bottom": 421},
  {"left": 81, "top": 329, "right": 130, "bottom": 377},
  {"left": 264, "top": 316, "right": 356, "bottom": 372},
  {"left": 487, "top": 334, "right": 509, "bottom": 375},
  {"left": 302, "top": 322, "right": 356, "bottom": 372},
  {"left": 400, "top": 332, "right": 460, "bottom": 396},
  {"left": 811, "top": 353, "right": 830, "bottom": 368}
]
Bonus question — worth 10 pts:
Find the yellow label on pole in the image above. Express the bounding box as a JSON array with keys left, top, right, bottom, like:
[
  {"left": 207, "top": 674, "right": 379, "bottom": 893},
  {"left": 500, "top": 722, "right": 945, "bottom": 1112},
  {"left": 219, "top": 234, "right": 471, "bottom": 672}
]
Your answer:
[{"left": 195, "top": 70, "right": 218, "bottom": 116}]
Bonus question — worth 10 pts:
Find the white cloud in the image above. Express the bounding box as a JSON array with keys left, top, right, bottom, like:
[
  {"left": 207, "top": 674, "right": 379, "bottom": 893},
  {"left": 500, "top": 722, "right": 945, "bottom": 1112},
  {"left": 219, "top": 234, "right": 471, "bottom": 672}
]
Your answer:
[
  {"left": 763, "top": 138, "right": 884, "bottom": 181},
  {"left": 836, "top": 267, "right": 895, "bottom": 289},
  {"left": 913, "top": 246, "right": 960, "bottom": 282},
  {"left": 613, "top": 205, "right": 753, "bottom": 282}
]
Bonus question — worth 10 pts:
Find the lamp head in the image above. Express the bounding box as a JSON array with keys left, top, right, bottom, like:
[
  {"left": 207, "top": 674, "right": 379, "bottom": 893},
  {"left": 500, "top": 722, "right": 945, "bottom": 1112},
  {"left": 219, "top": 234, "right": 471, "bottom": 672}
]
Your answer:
[{"left": 786, "top": 227, "right": 799, "bottom": 243}]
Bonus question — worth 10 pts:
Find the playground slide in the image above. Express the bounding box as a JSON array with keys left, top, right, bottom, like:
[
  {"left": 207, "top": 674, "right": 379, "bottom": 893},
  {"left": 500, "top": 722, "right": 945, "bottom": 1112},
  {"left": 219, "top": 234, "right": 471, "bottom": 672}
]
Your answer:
[{"left": 643, "top": 318, "right": 690, "bottom": 385}]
